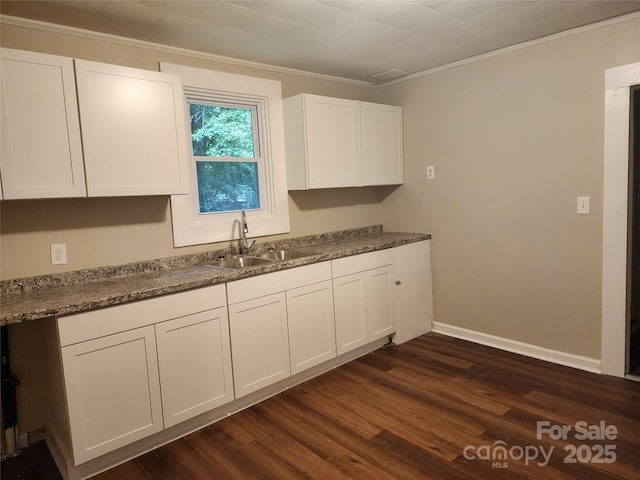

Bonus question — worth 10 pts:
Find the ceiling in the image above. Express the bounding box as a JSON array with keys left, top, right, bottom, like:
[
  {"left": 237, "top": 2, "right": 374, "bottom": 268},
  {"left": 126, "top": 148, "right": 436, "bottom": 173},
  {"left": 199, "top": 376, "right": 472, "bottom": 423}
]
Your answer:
[{"left": 2, "top": 0, "right": 640, "bottom": 84}]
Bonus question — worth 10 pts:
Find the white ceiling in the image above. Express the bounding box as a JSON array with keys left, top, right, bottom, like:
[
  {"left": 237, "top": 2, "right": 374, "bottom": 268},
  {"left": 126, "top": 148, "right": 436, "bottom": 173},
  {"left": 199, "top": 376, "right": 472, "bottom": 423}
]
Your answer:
[{"left": 2, "top": 0, "right": 640, "bottom": 84}]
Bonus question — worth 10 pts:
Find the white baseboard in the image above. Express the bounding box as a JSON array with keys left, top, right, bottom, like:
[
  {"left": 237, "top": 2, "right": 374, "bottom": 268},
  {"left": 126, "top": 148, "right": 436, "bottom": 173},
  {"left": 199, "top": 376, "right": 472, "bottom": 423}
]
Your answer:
[{"left": 432, "top": 322, "right": 601, "bottom": 373}]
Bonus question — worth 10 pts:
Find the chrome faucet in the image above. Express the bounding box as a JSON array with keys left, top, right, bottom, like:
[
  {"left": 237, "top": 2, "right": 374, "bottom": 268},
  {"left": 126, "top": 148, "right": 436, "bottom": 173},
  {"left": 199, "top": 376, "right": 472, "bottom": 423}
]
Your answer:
[{"left": 240, "top": 209, "right": 255, "bottom": 254}]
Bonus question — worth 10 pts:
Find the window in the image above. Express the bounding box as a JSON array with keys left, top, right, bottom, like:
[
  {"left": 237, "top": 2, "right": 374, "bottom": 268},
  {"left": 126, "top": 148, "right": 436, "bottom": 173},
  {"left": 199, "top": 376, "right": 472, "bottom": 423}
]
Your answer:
[
  {"left": 160, "top": 63, "right": 290, "bottom": 247},
  {"left": 190, "top": 102, "right": 261, "bottom": 213}
]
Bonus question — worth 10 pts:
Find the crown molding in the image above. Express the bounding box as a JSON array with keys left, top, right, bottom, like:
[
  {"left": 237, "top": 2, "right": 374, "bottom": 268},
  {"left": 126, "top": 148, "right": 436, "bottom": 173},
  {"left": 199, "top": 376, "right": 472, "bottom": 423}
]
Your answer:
[
  {"left": 0, "top": 14, "right": 377, "bottom": 88},
  {"left": 380, "top": 10, "right": 640, "bottom": 87},
  {"left": 3, "top": 10, "right": 639, "bottom": 90}
]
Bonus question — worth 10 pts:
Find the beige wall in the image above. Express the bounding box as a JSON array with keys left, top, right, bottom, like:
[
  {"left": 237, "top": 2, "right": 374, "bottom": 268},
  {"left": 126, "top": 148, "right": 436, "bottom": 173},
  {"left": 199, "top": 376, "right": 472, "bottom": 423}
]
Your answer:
[
  {"left": 379, "top": 17, "right": 640, "bottom": 359},
  {"left": 0, "top": 22, "right": 386, "bottom": 280}
]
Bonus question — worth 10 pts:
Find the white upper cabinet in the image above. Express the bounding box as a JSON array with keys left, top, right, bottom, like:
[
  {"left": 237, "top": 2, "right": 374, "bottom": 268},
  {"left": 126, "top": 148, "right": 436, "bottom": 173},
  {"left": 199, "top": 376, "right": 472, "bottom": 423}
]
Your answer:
[
  {"left": 284, "top": 94, "right": 361, "bottom": 189},
  {"left": 1, "top": 48, "right": 86, "bottom": 199},
  {"left": 75, "top": 60, "right": 189, "bottom": 196},
  {"left": 0, "top": 48, "right": 189, "bottom": 199},
  {"left": 284, "top": 93, "right": 403, "bottom": 190},
  {"left": 361, "top": 102, "right": 404, "bottom": 186}
]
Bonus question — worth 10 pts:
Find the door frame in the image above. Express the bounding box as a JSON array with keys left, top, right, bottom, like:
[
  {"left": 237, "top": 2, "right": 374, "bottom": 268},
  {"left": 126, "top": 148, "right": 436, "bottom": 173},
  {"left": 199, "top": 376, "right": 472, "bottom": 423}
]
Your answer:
[{"left": 602, "top": 61, "right": 640, "bottom": 376}]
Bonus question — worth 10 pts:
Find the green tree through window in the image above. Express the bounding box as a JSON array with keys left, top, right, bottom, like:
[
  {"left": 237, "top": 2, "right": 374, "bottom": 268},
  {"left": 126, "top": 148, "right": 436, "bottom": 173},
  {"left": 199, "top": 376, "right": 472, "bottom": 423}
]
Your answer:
[{"left": 189, "top": 103, "right": 261, "bottom": 213}]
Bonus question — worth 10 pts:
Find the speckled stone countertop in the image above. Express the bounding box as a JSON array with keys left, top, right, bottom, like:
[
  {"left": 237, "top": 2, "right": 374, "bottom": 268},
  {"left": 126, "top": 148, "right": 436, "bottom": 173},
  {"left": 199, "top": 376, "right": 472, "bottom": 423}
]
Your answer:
[{"left": 0, "top": 226, "right": 430, "bottom": 326}]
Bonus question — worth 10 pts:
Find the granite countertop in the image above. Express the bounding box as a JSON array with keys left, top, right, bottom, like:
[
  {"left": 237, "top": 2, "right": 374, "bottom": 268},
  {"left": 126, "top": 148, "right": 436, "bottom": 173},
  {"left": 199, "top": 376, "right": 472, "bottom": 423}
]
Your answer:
[{"left": 0, "top": 226, "right": 430, "bottom": 326}]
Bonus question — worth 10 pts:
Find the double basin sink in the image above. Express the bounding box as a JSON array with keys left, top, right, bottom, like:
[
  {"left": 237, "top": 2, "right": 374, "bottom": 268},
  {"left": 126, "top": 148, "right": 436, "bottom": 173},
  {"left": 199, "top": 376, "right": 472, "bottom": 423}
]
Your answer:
[{"left": 202, "top": 249, "right": 316, "bottom": 271}]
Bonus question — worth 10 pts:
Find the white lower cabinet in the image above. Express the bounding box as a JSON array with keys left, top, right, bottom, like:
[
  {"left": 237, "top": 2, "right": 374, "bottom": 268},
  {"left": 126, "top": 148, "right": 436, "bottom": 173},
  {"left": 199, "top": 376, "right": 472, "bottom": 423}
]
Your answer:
[
  {"left": 228, "top": 292, "right": 290, "bottom": 398},
  {"left": 393, "top": 240, "right": 434, "bottom": 344},
  {"left": 61, "top": 325, "right": 163, "bottom": 465},
  {"left": 333, "top": 272, "right": 368, "bottom": 355},
  {"left": 45, "top": 243, "right": 429, "bottom": 476},
  {"left": 52, "top": 285, "right": 230, "bottom": 465},
  {"left": 226, "top": 261, "right": 335, "bottom": 396},
  {"left": 155, "top": 307, "right": 234, "bottom": 428},
  {"left": 332, "top": 249, "right": 396, "bottom": 355},
  {"left": 365, "top": 265, "right": 395, "bottom": 341},
  {"left": 287, "top": 280, "right": 336, "bottom": 374}
]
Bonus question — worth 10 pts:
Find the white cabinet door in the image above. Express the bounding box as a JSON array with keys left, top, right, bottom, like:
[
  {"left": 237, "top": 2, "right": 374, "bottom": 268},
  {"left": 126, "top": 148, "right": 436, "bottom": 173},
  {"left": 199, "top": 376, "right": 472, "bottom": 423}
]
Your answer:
[
  {"left": 333, "top": 249, "right": 396, "bottom": 353},
  {"left": 61, "top": 326, "right": 163, "bottom": 465},
  {"left": 393, "top": 240, "right": 433, "bottom": 344},
  {"left": 366, "top": 265, "right": 395, "bottom": 341},
  {"left": 228, "top": 292, "right": 290, "bottom": 398},
  {"left": 287, "top": 280, "right": 336, "bottom": 374},
  {"left": 361, "top": 102, "right": 403, "bottom": 186},
  {"left": 155, "top": 307, "right": 234, "bottom": 428},
  {"left": 284, "top": 94, "right": 361, "bottom": 189},
  {"left": 74, "top": 59, "right": 189, "bottom": 196},
  {"left": 1, "top": 48, "right": 86, "bottom": 198},
  {"left": 333, "top": 272, "right": 368, "bottom": 355},
  {"left": 284, "top": 94, "right": 403, "bottom": 190}
]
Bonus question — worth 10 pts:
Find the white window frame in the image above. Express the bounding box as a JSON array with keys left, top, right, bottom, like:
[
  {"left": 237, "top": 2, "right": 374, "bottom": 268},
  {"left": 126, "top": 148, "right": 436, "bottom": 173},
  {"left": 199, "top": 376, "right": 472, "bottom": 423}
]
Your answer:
[
  {"left": 188, "top": 97, "right": 264, "bottom": 213},
  {"left": 160, "top": 63, "right": 290, "bottom": 247}
]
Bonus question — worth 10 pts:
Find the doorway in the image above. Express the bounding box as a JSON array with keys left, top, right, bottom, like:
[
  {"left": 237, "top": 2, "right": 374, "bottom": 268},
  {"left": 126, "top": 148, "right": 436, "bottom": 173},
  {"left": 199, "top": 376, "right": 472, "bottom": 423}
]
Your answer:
[
  {"left": 628, "top": 86, "right": 640, "bottom": 377},
  {"left": 602, "top": 61, "right": 640, "bottom": 378}
]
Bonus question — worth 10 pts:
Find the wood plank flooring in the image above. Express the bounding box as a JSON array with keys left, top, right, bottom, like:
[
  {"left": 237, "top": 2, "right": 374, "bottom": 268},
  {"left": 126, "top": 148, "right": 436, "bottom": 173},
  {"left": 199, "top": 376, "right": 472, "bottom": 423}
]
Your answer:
[{"left": 3, "top": 333, "right": 640, "bottom": 479}]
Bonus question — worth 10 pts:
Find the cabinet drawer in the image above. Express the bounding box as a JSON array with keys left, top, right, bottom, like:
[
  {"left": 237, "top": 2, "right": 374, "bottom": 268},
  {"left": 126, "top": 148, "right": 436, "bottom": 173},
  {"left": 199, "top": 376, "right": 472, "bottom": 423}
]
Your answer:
[
  {"left": 331, "top": 249, "right": 394, "bottom": 278},
  {"left": 227, "top": 261, "right": 331, "bottom": 305},
  {"left": 58, "top": 285, "right": 226, "bottom": 346}
]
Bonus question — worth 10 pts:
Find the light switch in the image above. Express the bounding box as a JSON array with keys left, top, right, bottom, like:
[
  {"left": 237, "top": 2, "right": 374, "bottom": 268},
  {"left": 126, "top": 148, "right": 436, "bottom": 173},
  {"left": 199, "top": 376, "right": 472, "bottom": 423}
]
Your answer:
[{"left": 577, "top": 196, "right": 590, "bottom": 214}]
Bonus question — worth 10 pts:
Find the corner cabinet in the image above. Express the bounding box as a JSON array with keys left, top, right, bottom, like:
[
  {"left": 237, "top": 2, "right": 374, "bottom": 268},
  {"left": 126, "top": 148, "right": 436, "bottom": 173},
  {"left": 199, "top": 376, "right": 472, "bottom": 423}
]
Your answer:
[
  {"left": 284, "top": 93, "right": 403, "bottom": 190},
  {"left": 47, "top": 285, "right": 232, "bottom": 465},
  {"left": 0, "top": 48, "right": 189, "bottom": 199},
  {"left": 392, "top": 240, "right": 434, "bottom": 344}
]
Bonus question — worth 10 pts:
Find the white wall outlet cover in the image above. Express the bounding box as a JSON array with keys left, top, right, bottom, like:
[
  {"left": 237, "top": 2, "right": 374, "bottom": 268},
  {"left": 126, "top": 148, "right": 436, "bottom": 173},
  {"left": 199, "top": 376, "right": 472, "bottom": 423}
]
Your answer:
[
  {"left": 51, "top": 243, "right": 68, "bottom": 265},
  {"left": 426, "top": 165, "right": 436, "bottom": 180}
]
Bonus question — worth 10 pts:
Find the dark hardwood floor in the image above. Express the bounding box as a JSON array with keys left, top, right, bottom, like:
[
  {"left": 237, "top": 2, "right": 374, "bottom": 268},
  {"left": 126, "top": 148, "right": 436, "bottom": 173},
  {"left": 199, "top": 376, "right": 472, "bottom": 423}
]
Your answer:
[{"left": 3, "top": 333, "right": 640, "bottom": 479}]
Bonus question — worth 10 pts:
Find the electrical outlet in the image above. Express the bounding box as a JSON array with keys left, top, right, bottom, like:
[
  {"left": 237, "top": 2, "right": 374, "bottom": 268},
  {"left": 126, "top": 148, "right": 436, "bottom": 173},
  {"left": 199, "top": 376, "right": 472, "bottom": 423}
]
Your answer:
[
  {"left": 427, "top": 165, "right": 436, "bottom": 180},
  {"left": 51, "top": 243, "right": 67, "bottom": 265},
  {"left": 577, "top": 196, "right": 590, "bottom": 215}
]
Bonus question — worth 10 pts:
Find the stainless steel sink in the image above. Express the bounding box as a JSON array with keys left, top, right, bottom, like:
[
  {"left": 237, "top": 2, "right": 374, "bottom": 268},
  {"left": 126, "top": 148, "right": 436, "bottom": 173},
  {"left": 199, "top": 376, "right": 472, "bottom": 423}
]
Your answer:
[
  {"left": 202, "top": 255, "right": 273, "bottom": 270},
  {"left": 257, "top": 249, "right": 316, "bottom": 261},
  {"left": 201, "top": 249, "right": 317, "bottom": 271}
]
